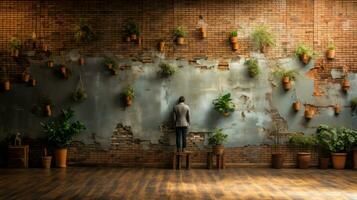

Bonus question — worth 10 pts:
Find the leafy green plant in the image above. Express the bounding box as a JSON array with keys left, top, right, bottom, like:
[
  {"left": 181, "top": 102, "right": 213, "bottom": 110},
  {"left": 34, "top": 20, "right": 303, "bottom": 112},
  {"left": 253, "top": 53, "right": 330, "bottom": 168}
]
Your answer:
[
  {"left": 173, "top": 26, "right": 187, "bottom": 38},
  {"left": 295, "top": 44, "right": 315, "bottom": 57},
  {"left": 72, "top": 88, "right": 88, "bottom": 103},
  {"left": 316, "top": 124, "right": 357, "bottom": 153},
  {"left": 327, "top": 41, "right": 336, "bottom": 50},
  {"left": 124, "top": 87, "right": 134, "bottom": 99},
  {"left": 124, "top": 21, "right": 140, "bottom": 36},
  {"left": 9, "top": 37, "right": 21, "bottom": 50},
  {"left": 274, "top": 69, "right": 299, "bottom": 80},
  {"left": 212, "top": 93, "right": 235, "bottom": 115},
  {"left": 41, "top": 108, "right": 86, "bottom": 148},
  {"left": 245, "top": 58, "right": 260, "bottom": 78},
  {"left": 159, "top": 63, "right": 175, "bottom": 78},
  {"left": 288, "top": 133, "right": 316, "bottom": 147},
  {"left": 74, "top": 19, "right": 97, "bottom": 43},
  {"left": 103, "top": 56, "right": 119, "bottom": 74},
  {"left": 251, "top": 25, "right": 276, "bottom": 49},
  {"left": 230, "top": 30, "right": 238, "bottom": 37},
  {"left": 208, "top": 128, "right": 228, "bottom": 146}
]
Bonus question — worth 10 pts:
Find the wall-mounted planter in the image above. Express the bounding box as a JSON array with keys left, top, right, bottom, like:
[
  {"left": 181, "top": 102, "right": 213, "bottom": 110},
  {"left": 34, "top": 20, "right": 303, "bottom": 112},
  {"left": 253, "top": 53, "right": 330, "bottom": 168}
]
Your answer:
[
  {"left": 282, "top": 76, "right": 291, "bottom": 91},
  {"left": 232, "top": 43, "right": 239, "bottom": 51},
  {"left": 11, "top": 49, "right": 19, "bottom": 57},
  {"left": 42, "top": 44, "right": 48, "bottom": 52},
  {"left": 78, "top": 57, "right": 85, "bottom": 66},
  {"left": 304, "top": 108, "right": 315, "bottom": 120},
  {"left": 158, "top": 41, "right": 165, "bottom": 52},
  {"left": 22, "top": 73, "right": 30, "bottom": 83},
  {"left": 48, "top": 60, "right": 54, "bottom": 68},
  {"left": 199, "top": 27, "right": 207, "bottom": 39},
  {"left": 125, "top": 36, "right": 131, "bottom": 42},
  {"left": 292, "top": 101, "right": 301, "bottom": 111},
  {"left": 3, "top": 80, "right": 11, "bottom": 91},
  {"left": 341, "top": 79, "right": 350, "bottom": 92},
  {"left": 45, "top": 105, "right": 52, "bottom": 117},
  {"left": 130, "top": 34, "right": 137, "bottom": 41},
  {"left": 230, "top": 36, "right": 238, "bottom": 44},
  {"left": 176, "top": 37, "right": 185, "bottom": 45},
  {"left": 126, "top": 96, "right": 132, "bottom": 106},
  {"left": 30, "top": 78, "right": 36, "bottom": 87},
  {"left": 300, "top": 53, "right": 311, "bottom": 65},
  {"left": 326, "top": 49, "right": 335, "bottom": 60},
  {"left": 334, "top": 104, "right": 341, "bottom": 115}
]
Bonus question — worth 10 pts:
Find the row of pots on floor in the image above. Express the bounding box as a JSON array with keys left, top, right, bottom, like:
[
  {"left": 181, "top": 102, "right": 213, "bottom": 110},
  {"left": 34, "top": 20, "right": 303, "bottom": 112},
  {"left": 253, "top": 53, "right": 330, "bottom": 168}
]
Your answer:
[{"left": 272, "top": 150, "right": 357, "bottom": 169}]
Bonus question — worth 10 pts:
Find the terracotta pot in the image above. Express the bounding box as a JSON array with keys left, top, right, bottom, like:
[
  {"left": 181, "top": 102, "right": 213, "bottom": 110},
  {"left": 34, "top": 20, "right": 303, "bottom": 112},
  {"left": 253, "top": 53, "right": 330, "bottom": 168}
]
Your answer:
[
  {"left": 230, "top": 36, "right": 238, "bottom": 44},
  {"left": 45, "top": 105, "right": 52, "bottom": 117},
  {"left": 60, "top": 66, "right": 67, "bottom": 76},
  {"left": 292, "top": 101, "right": 301, "bottom": 111},
  {"left": 353, "top": 149, "right": 357, "bottom": 169},
  {"left": 304, "top": 109, "right": 315, "bottom": 120},
  {"left": 107, "top": 63, "right": 113, "bottom": 70},
  {"left": 126, "top": 96, "right": 132, "bottom": 106},
  {"left": 319, "top": 157, "right": 329, "bottom": 169},
  {"left": 282, "top": 76, "right": 291, "bottom": 91},
  {"left": 48, "top": 61, "right": 54, "bottom": 68},
  {"left": 158, "top": 41, "right": 165, "bottom": 52},
  {"left": 30, "top": 79, "right": 36, "bottom": 87},
  {"left": 260, "top": 45, "right": 267, "bottom": 53},
  {"left": 130, "top": 34, "right": 137, "bottom": 41},
  {"left": 326, "top": 49, "right": 335, "bottom": 59},
  {"left": 137, "top": 37, "right": 142, "bottom": 45},
  {"left": 232, "top": 43, "right": 239, "bottom": 51},
  {"left": 176, "top": 37, "right": 185, "bottom": 45},
  {"left": 3, "top": 80, "right": 10, "bottom": 91},
  {"left": 272, "top": 153, "right": 284, "bottom": 169},
  {"left": 331, "top": 152, "right": 347, "bottom": 170},
  {"left": 42, "top": 44, "right": 48, "bottom": 52},
  {"left": 55, "top": 148, "right": 67, "bottom": 168},
  {"left": 222, "top": 112, "right": 230, "bottom": 117},
  {"left": 78, "top": 57, "right": 85, "bottom": 66},
  {"left": 22, "top": 73, "right": 30, "bottom": 82},
  {"left": 125, "top": 36, "right": 131, "bottom": 42},
  {"left": 300, "top": 53, "right": 310, "bottom": 65},
  {"left": 341, "top": 79, "right": 350, "bottom": 92},
  {"left": 334, "top": 104, "right": 341, "bottom": 115},
  {"left": 199, "top": 27, "right": 207, "bottom": 38},
  {"left": 12, "top": 49, "right": 19, "bottom": 57},
  {"left": 297, "top": 152, "right": 311, "bottom": 169},
  {"left": 111, "top": 69, "right": 119, "bottom": 75},
  {"left": 42, "top": 156, "right": 52, "bottom": 169},
  {"left": 212, "top": 145, "right": 224, "bottom": 155}
]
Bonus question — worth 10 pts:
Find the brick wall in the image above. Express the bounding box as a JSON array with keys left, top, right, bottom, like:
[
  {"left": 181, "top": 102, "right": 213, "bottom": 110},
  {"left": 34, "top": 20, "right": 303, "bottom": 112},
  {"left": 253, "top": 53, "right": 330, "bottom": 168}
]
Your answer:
[{"left": 1, "top": 0, "right": 356, "bottom": 167}]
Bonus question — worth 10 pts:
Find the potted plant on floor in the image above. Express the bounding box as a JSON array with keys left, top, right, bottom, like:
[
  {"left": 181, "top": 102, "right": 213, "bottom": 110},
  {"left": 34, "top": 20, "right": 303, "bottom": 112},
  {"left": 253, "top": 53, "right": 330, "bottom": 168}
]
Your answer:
[
  {"left": 159, "top": 62, "right": 175, "bottom": 78},
  {"left": 173, "top": 26, "right": 187, "bottom": 45},
  {"left": 251, "top": 25, "right": 276, "bottom": 53},
  {"left": 124, "top": 21, "right": 140, "bottom": 41},
  {"left": 230, "top": 30, "right": 239, "bottom": 51},
  {"left": 295, "top": 44, "right": 315, "bottom": 65},
  {"left": 212, "top": 93, "right": 235, "bottom": 117},
  {"left": 41, "top": 108, "right": 86, "bottom": 168},
  {"left": 208, "top": 128, "right": 228, "bottom": 155},
  {"left": 245, "top": 58, "right": 260, "bottom": 78},
  {"left": 326, "top": 41, "right": 336, "bottom": 60},
  {"left": 274, "top": 69, "right": 299, "bottom": 91},
  {"left": 316, "top": 126, "right": 331, "bottom": 169},
  {"left": 123, "top": 87, "right": 134, "bottom": 107},
  {"left": 269, "top": 125, "right": 285, "bottom": 169},
  {"left": 9, "top": 37, "right": 21, "bottom": 57},
  {"left": 288, "top": 133, "right": 317, "bottom": 169}
]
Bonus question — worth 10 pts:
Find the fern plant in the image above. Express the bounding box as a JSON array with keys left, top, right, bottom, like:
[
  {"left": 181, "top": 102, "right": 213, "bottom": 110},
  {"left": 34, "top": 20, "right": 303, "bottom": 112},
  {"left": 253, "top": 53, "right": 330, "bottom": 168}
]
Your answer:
[
  {"left": 251, "top": 25, "right": 276, "bottom": 50},
  {"left": 295, "top": 44, "right": 315, "bottom": 57}
]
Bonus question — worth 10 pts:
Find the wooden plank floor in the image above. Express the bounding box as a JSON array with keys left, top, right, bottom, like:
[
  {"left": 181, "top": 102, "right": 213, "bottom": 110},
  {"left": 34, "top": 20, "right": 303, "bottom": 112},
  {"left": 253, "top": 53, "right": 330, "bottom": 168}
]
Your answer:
[{"left": 0, "top": 168, "right": 356, "bottom": 200}]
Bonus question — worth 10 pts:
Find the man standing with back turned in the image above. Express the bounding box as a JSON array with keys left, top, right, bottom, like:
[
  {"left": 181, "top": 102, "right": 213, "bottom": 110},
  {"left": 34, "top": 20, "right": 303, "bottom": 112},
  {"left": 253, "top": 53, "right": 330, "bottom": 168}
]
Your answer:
[{"left": 173, "top": 96, "right": 190, "bottom": 152}]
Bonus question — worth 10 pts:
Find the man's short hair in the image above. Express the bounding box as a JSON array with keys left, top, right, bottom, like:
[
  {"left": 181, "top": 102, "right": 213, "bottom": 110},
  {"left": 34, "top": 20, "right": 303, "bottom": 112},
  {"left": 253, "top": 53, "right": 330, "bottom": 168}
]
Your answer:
[{"left": 179, "top": 96, "right": 185, "bottom": 103}]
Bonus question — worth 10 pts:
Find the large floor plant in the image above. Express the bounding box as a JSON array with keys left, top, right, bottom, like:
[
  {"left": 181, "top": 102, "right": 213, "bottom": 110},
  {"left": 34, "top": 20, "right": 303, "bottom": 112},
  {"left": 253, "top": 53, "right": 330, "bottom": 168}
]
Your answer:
[
  {"left": 208, "top": 128, "right": 228, "bottom": 155},
  {"left": 288, "top": 133, "right": 316, "bottom": 169},
  {"left": 41, "top": 108, "right": 86, "bottom": 168}
]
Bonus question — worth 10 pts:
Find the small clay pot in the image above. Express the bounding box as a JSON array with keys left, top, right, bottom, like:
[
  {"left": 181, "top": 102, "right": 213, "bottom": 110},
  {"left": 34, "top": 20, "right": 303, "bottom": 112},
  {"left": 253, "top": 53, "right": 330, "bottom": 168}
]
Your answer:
[
  {"left": 341, "top": 79, "right": 350, "bottom": 92},
  {"left": 125, "top": 36, "right": 131, "bottom": 42},
  {"left": 319, "top": 157, "right": 329, "bottom": 169},
  {"left": 260, "top": 45, "right": 267, "bottom": 53},
  {"left": 176, "top": 37, "right": 185, "bottom": 45},
  {"left": 334, "top": 104, "right": 341, "bottom": 115},
  {"left": 212, "top": 145, "right": 224, "bottom": 155},
  {"left": 326, "top": 49, "right": 335, "bottom": 59},
  {"left": 11, "top": 49, "right": 19, "bottom": 57},
  {"left": 126, "top": 96, "right": 132, "bottom": 106},
  {"left": 3, "top": 80, "right": 11, "bottom": 91},
  {"left": 42, "top": 156, "right": 52, "bottom": 169},
  {"left": 282, "top": 76, "right": 291, "bottom": 91},
  {"left": 45, "top": 105, "right": 52, "bottom": 117},
  {"left": 42, "top": 44, "right": 48, "bottom": 52},
  {"left": 300, "top": 53, "right": 310, "bottom": 65},
  {"left": 272, "top": 153, "right": 284, "bottom": 169},
  {"left": 30, "top": 78, "right": 36, "bottom": 87},
  {"left": 230, "top": 36, "right": 238, "bottom": 44},
  {"left": 331, "top": 153, "right": 347, "bottom": 170},
  {"left": 22, "top": 73, "right": 30, "bottom": 82},
  {"left": 48, "top": 61, "right": 54, "bottom": 68},
  {"left": 292, "top": 101, "right": 301, "bottom": 111},
  {"left": 107, "top": 63, "right": 113, "bottom": 70},
  {"left": 223, "top": 112, "right": 230, "bottom": 117},
  {"left": 297, "top": 152, "right": 311, "bottom": 169},
  {"left": 60, "top": 66, "right": 67, "bottom": 76},
  {"left": 78, "top": 57, "right": 85, "bottom": 66},
  {"left": 304, "top": 109, "right": 315, "bottom": 120},
  {"left": 130, "top": 34, "right": 137, "bottom": 41},
  {"left": 199, "top": 27, "right": 207, "bottom": 39},
  {"left": 232, "top": 43, "right": 239, "bottom": 51},
  {"left": 158, "top": 41, "right": 165, "bottom": 52}
]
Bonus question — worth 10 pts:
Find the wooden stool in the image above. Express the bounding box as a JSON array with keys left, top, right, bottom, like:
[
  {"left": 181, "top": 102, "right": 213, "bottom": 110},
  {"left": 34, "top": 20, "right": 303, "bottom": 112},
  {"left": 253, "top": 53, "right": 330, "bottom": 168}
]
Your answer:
[
  {"left": 8, "top": 145, "right": 29, "bottom": 168},
  {"left": 172, "top": 151, "right": 192, "bottom": 170},
  {"left": 207, "top": 152, "right": 225, "bottom": 170}
]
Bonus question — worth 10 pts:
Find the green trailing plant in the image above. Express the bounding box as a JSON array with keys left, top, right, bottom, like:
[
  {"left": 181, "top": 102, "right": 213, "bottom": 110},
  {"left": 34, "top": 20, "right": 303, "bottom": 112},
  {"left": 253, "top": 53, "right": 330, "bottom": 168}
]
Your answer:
[
  {"left": 72, "top": 88, "right": 87, "bottom": 102},
  {"left": 350, "top": 97, "right": 357, "bottom": 113},
  {"left": 212, "top": 93, "right": 235, "bottom": 115},
  {"left": 159, "top": 63, "right": 175, "bottom": 78},
  {"left": 274, "top": 68, "right": 299, "bottom": 80},
  {"left": 316, "top": 124, "right": 357, "bottom": 153},
  {"left": 230, "top": 30, "right": 238, "bottom": 37},
  {"left": 173, "top": 26, "right": 187, "bottom": 38},
  {"left": 251, "top": 25, "right": 276, "bottom": 50},
  {"left": 41, "top": 108, "right": 86, "bottom": 148},
  {"left": 245, "top": 58, "right": 260, "bottom": 78},
  {"left": 327, "top": 41, "right": 336, "bottom": 50},
  {"left": 74, "top": 19, "right": 97, "bottom": 43},
  {"left": 9, "top": 37, "right": 21, "bottom": 50},
  {"left": 295, "top": 44, "right": 315, "bottom": 57},
  {"left": 208, "top": 128, "right": 228, "bottom": 146},
  {"left": 124, "top": 21, "right": 140, "bottom": 36},
  {"left": 288, "top": 133, "right": 316, "bottom": 147},
  {"left": 124, "top": 87, "right": 134, "bottom": 99}
]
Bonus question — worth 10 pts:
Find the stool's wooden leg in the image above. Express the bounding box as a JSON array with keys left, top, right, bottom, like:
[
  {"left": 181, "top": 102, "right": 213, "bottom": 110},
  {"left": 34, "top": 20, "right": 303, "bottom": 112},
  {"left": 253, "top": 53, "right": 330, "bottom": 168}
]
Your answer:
[
  {"left": 216, "top": 154, "right": 220, "bottom": 170},
  {"left": 222, "top": 153, "right": 225, "bottom": 169},
  {"left": 172, "top": 153, "right": 177, "bottom": 170},
  {"left": 207, "top": 153, "right": 213, "bottom": 169},
  {"left": 178, "top": 155, "right": 182, "bottom": 170},
  {"left": 186, "top": 154, "right": 190, "bottom": 170}
]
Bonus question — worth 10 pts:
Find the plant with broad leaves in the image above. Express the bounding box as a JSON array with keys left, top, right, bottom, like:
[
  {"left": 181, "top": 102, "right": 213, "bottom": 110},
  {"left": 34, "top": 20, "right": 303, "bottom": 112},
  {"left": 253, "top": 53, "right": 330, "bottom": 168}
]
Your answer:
[
  {"left": 212, "top": 93, "right": 235, "bottom": 115},
  {"left": 208, "top": 128, "right": 228, "bottom": 146}
]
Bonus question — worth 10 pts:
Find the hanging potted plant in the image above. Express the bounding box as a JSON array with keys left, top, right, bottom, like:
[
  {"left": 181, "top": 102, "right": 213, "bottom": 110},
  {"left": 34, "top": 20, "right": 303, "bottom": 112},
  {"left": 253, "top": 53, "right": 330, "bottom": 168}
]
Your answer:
[
  {"left": 48, "top": 55, "right": 55, "bottom": 68},
  {"left": 30, "top": 77, "right": 37, "bottom": 87},
  {"left": 103, "top": 56, "right": 119, "bottom": 75},
  {"left": 292, "top": 101, "right": 301, "bottom": 112},
  {"left": 245, "top": 58, "right": 260, "bottom": 78},
  {"left": 42, "top": 96, "right": 54, "bottom": 117},
  {"left": 275, "top": 69, "right": 298, "bottom": 91},
  {"left": 251, "top": 25, "right": 276, "bottom": 53},
  {"left": 159, "top": 62, "right": 176, "bottom": 78},
  {"left": 74, "top": 19, "right": 97, "bottom": 44},
  {"left": 208, "top": 128, "right": 228, "bottom": 155},
  {"left": 78, "top": 57, "right": 85, "bottom": 66},
  {"left": 41, "top": 108, "right": 85, "bottom": 168},
  {"left": 288, "top": 133, "right": 317, "bottom": 169},
  {"left": 229, "top": 30, "right": 239, "bottom": 51},
  {"left": 326, "top": 41, "right": 336, "bottom": 60},
  {"left": 173, "top": 26, "right": 187, "bottom": 45},
  {"left": 334, "top": 104, "right": 341, "bottom": 115},
  {"left": 22, "top": 68, "right": 31, "bottom": 83},
  {"left": 198, "top": 26, "right": 207, "bottom": 39},
  {"left": 212, "top": 93, "right": 235, "bottom": 116},
  {"left": 1, "top": 67, "right": 10, "bottom": 91},
  {"left": 341, "top": 78, "right": 350, "bottom": 92},
  {"left": 304, "top": 106, "right": 315, "bottom": 120},
  {"left": 123, "top": 87, "right": 134, "bottom": 107},
  {"left": 72, "top": 75, "right": 87, "bottom": 103},
  {"left": 42, "top": 147, "right": 52, "bottom": 169},
  {"left": 316, "top": 125, "right": 357, "bottom": 170},
  {"left": 295, "top": 44, "right": 315, "bottom": 65},
  {"left": 158, "top": 38, "right": 165, "bottom": 52},
  {"left": 9, "top": 37, "right": 21, "bottom": 57},
  {"left": 124, "top": 21, "right": 140, "bottom": 41}
]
